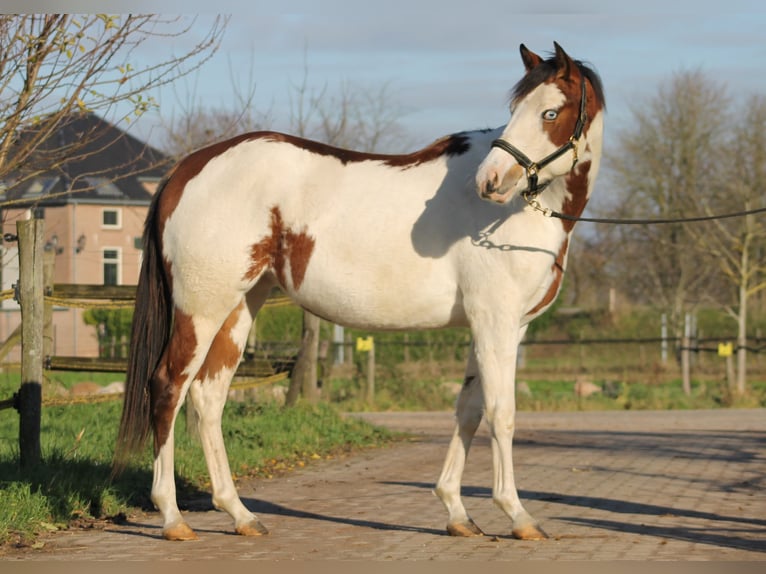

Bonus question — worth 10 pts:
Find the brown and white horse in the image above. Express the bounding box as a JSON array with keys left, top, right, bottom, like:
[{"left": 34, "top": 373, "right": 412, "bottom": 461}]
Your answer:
[{"left": 116, "top": 42, "right": 605, "bottom": 541}]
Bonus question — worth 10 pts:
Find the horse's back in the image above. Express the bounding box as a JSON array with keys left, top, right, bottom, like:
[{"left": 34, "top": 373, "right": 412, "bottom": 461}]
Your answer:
[{"left": 153, "top": 132, "right": 490, "bottom": 327}]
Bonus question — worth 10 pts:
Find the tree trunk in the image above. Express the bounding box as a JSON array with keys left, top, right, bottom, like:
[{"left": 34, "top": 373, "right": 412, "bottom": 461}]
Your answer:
[
  {"left": 736, "top": 275, "right": 748, "bottom": 395},
  {"left": 285, "top": 310, "right": 320, "bottom": 406}
]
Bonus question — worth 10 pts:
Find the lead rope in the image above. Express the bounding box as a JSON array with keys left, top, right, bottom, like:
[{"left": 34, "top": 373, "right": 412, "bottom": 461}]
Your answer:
[{"left": 522, "top": 193, "right": 766, "bottom": 224}]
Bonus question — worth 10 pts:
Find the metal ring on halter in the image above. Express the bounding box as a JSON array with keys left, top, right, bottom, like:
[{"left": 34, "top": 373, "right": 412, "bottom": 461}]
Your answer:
[{"left": 521, "top": 192, "right": 553, "bottom": 217}]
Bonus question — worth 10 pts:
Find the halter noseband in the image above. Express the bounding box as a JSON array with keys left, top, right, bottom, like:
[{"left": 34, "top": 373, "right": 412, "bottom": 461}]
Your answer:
[{"left": 491, "top": 74, "right": 588, "bottom": 199}]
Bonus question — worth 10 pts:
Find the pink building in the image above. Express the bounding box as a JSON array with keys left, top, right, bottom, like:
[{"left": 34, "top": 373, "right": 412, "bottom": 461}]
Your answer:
[{"left": 0, "top": 113, "right": 168, "bottom": 358}]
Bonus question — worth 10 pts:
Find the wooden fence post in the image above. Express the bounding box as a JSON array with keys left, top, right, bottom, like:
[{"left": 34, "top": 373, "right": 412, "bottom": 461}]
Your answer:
[
  {"left": 681, "top": 314, "right": 691, "bottom": 396},
  {"left": 681, "top": 337, "right": 691, "bottom": 397},
  {"left": 43, "top": 250, "right": 55, "bottom": 358},
  {"left": 17, "top": 218, "right": 45, "bottom": 468},
  {"left": 365, "top": 339, "right": 375, "bottom": 405}
]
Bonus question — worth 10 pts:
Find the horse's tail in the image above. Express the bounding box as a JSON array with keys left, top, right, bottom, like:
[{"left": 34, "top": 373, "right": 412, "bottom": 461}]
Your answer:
[{"left": 112, "top": 180, "right": 172, "bottom": 475}]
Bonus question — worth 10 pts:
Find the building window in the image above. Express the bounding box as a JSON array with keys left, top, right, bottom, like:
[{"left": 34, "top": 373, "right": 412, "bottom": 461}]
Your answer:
[
  {"left": 102, "top": 208, "right": 122, "bottom": 229},
  {"left": 103, "top": 248, "right": 121, "bottom": 285}
]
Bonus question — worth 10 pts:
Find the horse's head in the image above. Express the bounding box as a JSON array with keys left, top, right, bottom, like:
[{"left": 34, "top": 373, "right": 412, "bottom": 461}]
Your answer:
[{"left": 476, "top": 42, "right": 605, "bottom": 205}]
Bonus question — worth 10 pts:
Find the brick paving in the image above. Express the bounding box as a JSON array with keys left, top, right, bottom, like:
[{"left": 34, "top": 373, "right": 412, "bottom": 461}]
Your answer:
[{"left": 3, "top": 408, "right": 765, "bottom": 561}]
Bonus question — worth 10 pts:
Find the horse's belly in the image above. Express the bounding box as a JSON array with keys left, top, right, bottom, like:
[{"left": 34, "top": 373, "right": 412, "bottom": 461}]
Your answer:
[{"left": 286, "top": 265, "right": 465, "bottom": 330}]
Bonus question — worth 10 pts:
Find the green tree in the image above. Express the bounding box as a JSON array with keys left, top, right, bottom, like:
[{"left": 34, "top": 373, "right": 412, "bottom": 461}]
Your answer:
[{"left": 83, "top": 308, "right": 133, "bottom": 358}]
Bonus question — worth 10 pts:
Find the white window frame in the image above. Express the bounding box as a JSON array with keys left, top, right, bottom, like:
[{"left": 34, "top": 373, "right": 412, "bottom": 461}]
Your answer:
[
  {"left": 103, "top": 247, "right": 122, "bottom": 286},
  {"left": 102, "top": 207, "right": 122, "bottom": 230}
]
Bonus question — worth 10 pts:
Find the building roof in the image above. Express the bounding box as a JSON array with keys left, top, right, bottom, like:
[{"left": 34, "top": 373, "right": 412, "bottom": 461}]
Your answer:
[{"left": 1, "top": 112, "right": 170, "bottom": 207}]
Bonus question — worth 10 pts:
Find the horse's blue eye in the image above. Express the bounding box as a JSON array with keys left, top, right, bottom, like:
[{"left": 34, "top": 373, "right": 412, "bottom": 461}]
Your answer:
[{"left": 542, "top": 109, "right": 558, "bottom": 121}]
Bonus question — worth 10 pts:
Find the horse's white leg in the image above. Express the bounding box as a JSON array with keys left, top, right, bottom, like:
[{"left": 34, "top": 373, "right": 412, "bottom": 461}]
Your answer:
[
  {"left": 434, "top": 345, "right": 486, "bottom": 536},
  {"left": 152, "top": 422, "right": 194, "bottom": 540},
  {"left": 475, "top": 321, "right": 546, "bottom": 540},
  {"left": 187, "top": 286, "right": 271, "bottom": 536},
  {"left": 150, "top": 298, "right": 244, "bottom": 541}
]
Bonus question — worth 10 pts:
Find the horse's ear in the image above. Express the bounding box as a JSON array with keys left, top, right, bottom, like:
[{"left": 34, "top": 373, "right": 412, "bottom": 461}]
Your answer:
[
  {"left": 553, "top": 41, "right": 574, "bottom": 80},
  {"left": 520, "top": 44, "right": 543, "bottom": 72}
]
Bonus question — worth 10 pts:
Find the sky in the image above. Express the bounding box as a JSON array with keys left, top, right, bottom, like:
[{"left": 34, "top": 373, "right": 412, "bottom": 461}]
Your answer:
[
  {"left": 12, "top": 2, "right": 766, "bottom": 155},
  {"left": 119, "top": 0, "right": 766, "bottom": 154}
]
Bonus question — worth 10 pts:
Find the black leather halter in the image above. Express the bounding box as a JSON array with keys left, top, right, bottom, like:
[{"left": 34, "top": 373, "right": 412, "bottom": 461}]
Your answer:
[{"left": 490, "top": 75, "right": 588, "bottom": 198}]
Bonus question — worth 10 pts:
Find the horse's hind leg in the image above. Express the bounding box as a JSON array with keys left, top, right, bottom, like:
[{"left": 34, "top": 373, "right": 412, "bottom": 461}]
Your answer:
[
  {"left": 186, "top": 283, "right": 271, "bottom": 536},
  {"left": 151, "top": 356, "right": 198, "bottom": 540},
  {"left": 434, "top": 344, "right": 486, "bottom": 536},
  {"left": 151, "top": 303, "right": 243, "bottom": 541}
]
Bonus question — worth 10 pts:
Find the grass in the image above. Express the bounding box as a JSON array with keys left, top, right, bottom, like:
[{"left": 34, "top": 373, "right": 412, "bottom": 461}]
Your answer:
[
  {"left": 0, "top": 396, "right": 395, "bottom": 548},
  {"left": 323, "top": 356, "right": 766, "bottom": 413},
  {"left": 514, "top": 378, "right": 766, "bottom": 411}
]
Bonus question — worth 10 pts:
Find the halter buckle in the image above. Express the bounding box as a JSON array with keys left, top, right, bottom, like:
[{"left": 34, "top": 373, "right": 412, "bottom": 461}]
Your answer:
[{"left": 569, "top": 136, "right": 579, "bottom": 168}]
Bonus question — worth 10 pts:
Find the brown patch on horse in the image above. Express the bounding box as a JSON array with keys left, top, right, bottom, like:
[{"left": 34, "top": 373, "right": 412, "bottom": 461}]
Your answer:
[
  {"left": 151, "top": 307, "right": 198, "bottom": 452},
  {"left": 526, "top": 238, "right": 568, "bottom": 317},
  {"left": 194, "top": 301, "right": 245, "bottom": 384},
  {"left": 560, "top": 160, "right": 592, "bottom": 233},
  {"left": 542, "top": 75, "right": 584, "bottom": 149},
  {"left": 285, "top": 227, "right": 315, "bottom": 288},
  {"left": 382, "top": 134, "right": 472, "bottom": 169},
  {"left": 261, "top": 131, "right": 471, "bottom": 169},
  {"left": 244, "top": 206, "right": 316, "bottom": 290}
]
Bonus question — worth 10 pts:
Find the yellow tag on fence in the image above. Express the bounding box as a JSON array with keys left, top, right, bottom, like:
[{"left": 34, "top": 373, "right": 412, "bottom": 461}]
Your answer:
[
  {"left": 717, "top": 342, "right": 733, "bottom": 357},
  {"left": 356, "top": 336, "right": 374, "bottom": 352}
]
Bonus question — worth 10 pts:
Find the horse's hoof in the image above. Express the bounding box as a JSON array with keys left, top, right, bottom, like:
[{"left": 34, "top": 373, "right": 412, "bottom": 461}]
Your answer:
[
  {"left": 235, "top": 520, "right": 269, "bottom": 536},
  {"left": 511, "top": 523, "right": 548, "bottom": 540},
  {"left": 163, "top": 522, "right": 199, "bottom": 541},
  {"left": 447, "top": 518, "right": 485, "bottom": 537}
]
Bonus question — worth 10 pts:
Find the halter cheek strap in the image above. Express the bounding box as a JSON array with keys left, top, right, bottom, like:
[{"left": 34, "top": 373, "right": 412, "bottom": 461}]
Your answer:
[{"left": 491, "top": 74, "right": 588, "bottom": 198}]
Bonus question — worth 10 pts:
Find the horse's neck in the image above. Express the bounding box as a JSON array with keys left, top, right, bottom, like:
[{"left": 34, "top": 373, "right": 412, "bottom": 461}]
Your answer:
[{"left": 537, "top": 158, "right": 597, "bottom": 231}]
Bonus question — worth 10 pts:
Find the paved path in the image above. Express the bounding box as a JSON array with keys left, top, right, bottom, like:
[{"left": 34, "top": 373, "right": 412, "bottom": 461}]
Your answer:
[{"left": 3, "top": 409, "right": 765, "bottom": 561}]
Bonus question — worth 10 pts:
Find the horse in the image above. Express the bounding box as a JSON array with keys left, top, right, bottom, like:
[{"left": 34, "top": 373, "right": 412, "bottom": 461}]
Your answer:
[{"left": 115, "top": 42, "right": 605, "bottom": 541}]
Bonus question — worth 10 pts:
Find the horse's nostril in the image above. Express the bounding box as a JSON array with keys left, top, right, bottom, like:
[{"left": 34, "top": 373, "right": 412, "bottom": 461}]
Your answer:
[{"left": 487, "top": 176, "right": 500, "bottom": 196}]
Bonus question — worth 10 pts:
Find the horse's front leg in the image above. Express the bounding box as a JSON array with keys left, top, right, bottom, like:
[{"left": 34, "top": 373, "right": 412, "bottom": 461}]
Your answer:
[
  {"left": 475, "top": 322, "right": 547, "bottom": 540},
  {"left": 434, "top": 345, "right": 486, "bottom": 536}
]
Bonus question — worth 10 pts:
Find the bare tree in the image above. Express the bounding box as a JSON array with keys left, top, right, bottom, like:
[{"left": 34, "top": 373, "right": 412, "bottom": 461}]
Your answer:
[
  {"left": 680, "top": 95, "right": 766, "bottom": 394},
  {"left": 158, "top": 56, "right": 273, "bottom": 157},
  {"left": 604, "top": 70, "right": 766, "bottom": 394},
  {"left": 288, "top": 61, "right": 409, "bottom": 152},
  {"left": 0, "top": 14, "right": 227, "bottom": 203},
  {"left": 604, "top": 70, "right": 729, "bottom": 334}
]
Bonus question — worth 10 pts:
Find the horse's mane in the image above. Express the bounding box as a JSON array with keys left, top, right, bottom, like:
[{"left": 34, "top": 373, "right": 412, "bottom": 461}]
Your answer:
[{"left": 511, "top": 57, "right": 606, "bottom": 111}]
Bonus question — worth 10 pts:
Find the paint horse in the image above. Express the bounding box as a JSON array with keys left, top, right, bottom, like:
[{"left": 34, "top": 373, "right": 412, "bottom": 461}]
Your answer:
[{"left": 116, "top": 42, "right": 605, "bottom": 541}]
